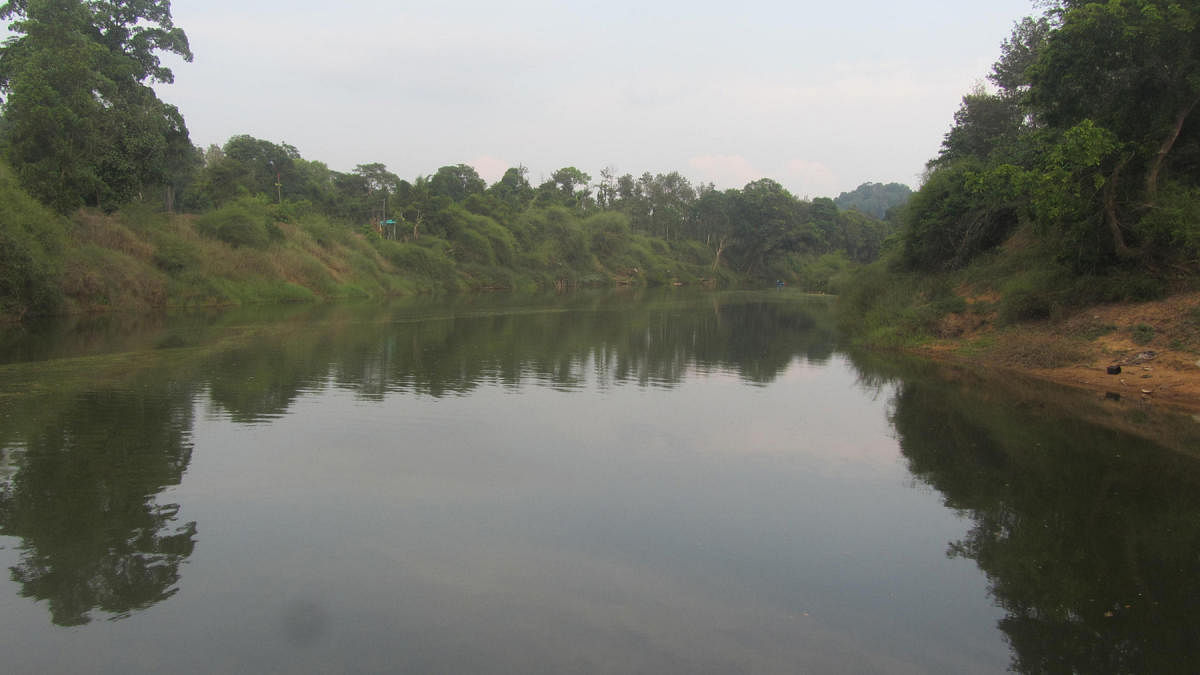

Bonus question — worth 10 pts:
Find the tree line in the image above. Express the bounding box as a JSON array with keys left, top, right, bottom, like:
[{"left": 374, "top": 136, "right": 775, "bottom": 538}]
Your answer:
[{"left": 0, "top": 0, "right": 904, "bottom": 320}]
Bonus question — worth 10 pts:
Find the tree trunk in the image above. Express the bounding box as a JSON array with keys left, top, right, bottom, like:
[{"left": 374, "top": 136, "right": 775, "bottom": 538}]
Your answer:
[
  {"left": 1146, "top": 92, "right": 1200, "bottom": 202},
  {"left": 711, "top": 236, "right": 727, "bottom": 271},
  {"left": 1104, "top": 155, "right": 1137, "bottom": 259}
]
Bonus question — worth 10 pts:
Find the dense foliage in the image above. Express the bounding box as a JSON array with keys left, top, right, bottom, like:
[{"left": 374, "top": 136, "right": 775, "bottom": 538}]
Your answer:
[
  {"left": 902, "top": 2, "right": 1200, "bottom": 278},
  {"left": 836, "top": 2, "right": 1200, "bottom": 347},
  {"left": 0, "top": 0, "right": 193, "bottom": 212}
]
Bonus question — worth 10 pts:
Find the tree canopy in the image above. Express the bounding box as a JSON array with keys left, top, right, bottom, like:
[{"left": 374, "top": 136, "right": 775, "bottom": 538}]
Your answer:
[
  {"left": 0, "top": 0, "right": 192, "bottom": 211},
  {"left": 902, "top": 0, "right": 1200, "bottom": 276}
]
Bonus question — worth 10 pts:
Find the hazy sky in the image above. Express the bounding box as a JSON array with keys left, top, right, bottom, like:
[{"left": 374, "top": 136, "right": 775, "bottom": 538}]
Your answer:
[{"left": 154, "top": 0, "right": 1038, "bottom": 197}]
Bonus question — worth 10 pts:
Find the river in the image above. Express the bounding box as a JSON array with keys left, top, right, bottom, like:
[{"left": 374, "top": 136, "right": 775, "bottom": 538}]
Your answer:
[{"left": 1, "top": 289, "right": 1197, "bottom": 673}]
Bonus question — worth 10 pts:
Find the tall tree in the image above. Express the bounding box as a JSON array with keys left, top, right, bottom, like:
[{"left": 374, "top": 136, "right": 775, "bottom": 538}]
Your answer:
[
  {"left": 486, "top": 166, "right": 535, "bottom": 213},
  {"left": 429, "top": 164, "right": 485, "bottom": 202},
  {"left": 1030, "top": 0, "right": 1200, "bottom": 203},
  {"left": 0, "top": 0, "right": 193, "bottom": 211},
  {"left": 933, "top": 87, "right": 1026, "bottom": 167}
]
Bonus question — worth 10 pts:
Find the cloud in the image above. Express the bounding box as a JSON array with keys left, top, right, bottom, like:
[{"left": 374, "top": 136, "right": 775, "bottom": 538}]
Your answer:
[
  {"left": 467, "top": 155, "right": 511, "bottom": 184},
  {"left": 688, "top": 155, "right": 765, "bottom": 190},
  {"left": 783, "top": 160, "right": 839, "bottom": 199}
]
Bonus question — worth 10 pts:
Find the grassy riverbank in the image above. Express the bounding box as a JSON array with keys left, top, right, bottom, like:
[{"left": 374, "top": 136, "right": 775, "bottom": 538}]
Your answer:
[
  {"left": 0, "top": 168, "right": 744, "bottom": 320},
  {"left": 1, "top": 157, "right": 893, "bottom": 322}
]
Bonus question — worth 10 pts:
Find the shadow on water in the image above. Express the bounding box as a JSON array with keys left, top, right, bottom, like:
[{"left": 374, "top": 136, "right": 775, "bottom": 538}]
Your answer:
[{"left": 847, "top": 350, "right": 1200, "bottom": 673}]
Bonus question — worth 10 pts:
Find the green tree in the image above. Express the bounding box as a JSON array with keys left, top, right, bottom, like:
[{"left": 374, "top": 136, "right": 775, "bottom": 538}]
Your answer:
[
  {"left": 0, "top": 0, "right": 193, "bottom": 211},
  {"left": 536, "top": 166, "right": 593, "bottom": 210},
  {"left": 429, "top": 164, "right": 485, "bottom": 202},
  {"left": 1029, "top": 0, "right": 1200, "bottom": 258},
  {"left": 729, "top": 178, "right": 810, "bottom": 273},
  {"left": 990, "top": 15, "right": 1052, "bottom": 97},
  {"left": 833, "top": 182, "right": 912, "bottom": 220},
  {"left": 486, "top": 166, "right": 535, "bottom": 213},
  {"left": 933, "top": 88, "right": 1026, "bottom": 167},
  {"left": 809, "top": 196, "right": 839, "bottom": 249},
  {"left": 644, "top": 171, "right": 694, "bottom": 240},
  {"left": 901, "top": 160, "right": 1028, "bottom": 271},
  {"left": 687, "top": 186, "right": 735, "bottom": 269}
]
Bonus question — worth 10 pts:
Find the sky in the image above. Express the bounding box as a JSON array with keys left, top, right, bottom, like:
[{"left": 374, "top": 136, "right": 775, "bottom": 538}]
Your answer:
[{"left": 153, "top": 0, "right": 1039, "bottom": 198}]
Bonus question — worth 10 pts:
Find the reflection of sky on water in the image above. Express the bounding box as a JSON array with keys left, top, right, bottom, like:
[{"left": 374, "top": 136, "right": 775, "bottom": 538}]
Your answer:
[{"left": 150, "top": 353, "right": 1005, "bottom": 674}]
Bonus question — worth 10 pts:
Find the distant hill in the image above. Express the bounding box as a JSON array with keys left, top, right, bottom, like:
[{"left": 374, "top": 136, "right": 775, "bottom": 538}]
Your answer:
[{"left": 834, "top": 182, "right": 912, "bottom": 220}]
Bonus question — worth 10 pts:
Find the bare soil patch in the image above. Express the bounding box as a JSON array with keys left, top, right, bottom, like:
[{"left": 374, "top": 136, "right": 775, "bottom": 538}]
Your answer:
[{"left": 919, "top": 292, "right": 1200, "bottom": 413}]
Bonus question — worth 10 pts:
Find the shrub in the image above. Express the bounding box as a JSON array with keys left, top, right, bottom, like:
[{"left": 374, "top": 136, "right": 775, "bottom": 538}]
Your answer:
[
  {"left": 585, "top": 212, "right": 632, "bottom": 258},
  {"left": 379, "top": 240, "right": 457, "bottom": 289},
  {"left": 299, "top": 213, "right": 347, "bottom": 247},
  {"left": 454, "top": 228, "right": 495, "bottom": 265},
  {"left": 1129, "top": 181, "right": 1200, "bottom": 263},
  {"left": 196, "top": 197, "right": 277, "bottom": 249},
  {"left": 152, "top": 234, "right": 198, "bottom": 274}
]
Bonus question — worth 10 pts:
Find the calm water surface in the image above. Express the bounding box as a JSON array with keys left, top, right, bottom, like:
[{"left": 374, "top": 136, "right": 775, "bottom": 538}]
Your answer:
[{"left": 1, "top": 290, "right": 1198, "bottom": 673}]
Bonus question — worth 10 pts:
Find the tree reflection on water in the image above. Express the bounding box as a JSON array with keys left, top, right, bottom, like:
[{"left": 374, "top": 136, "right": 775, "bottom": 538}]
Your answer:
[
  {"left": 0, "top": 387, "right": 197, "bottom": 626},
  {"left": 862, "top": 357, "right": 1200, "bottom": 673}
]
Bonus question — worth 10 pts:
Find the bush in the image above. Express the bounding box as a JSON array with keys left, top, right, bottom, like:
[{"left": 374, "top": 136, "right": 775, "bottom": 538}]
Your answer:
[
  {"left": 299, "top": 213, "right": 347, "bottom": 247},
  {"left": 196, "top": 197, "right": 278, "bottom": 249},
  {"left": 794, "top": 252, "right": 854, "bottom": 293},
  {"left": 997, "top": 288, "right": 1053, "bottom": 324},
  {"left": 454, "top": 228, "right": 495, "bottom": 265},
  {"left": 585, "top": 212, "right": 632, "bottom": 258},
  {"left": 378, "top": 240, "right": 457, "bottom": 289},
  {"left": 152, "top": 234, "right": 198, "bottom": 274}
]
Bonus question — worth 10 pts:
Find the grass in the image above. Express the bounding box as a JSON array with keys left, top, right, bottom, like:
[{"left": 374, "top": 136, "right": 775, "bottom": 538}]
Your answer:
[
  {"left": 1082, "top": 324, "right": 1117, "bottom": 341},
  {"left": 988, "top": 333, "right": 1088, "bottom": 369}
]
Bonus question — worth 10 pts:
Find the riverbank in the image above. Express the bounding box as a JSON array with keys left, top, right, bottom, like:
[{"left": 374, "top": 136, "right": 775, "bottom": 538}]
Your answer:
[
  {"left": 912, "top": 291, "right": 1200, "bottom": 413},
  {"left": 0, "top": 200, "right": 737, "bottom": 322}
]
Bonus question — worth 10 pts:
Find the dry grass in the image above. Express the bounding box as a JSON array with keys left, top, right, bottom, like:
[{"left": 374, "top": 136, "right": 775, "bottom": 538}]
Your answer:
[
  {"left": 985, "top": 332, "right": 1089, "bottom": 369},
  {"left": 71, "top": 212, "right": 154, "bottom": 261}
]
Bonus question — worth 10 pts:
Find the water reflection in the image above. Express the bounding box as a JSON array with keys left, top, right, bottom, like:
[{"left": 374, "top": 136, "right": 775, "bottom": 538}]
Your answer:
[
  {"left": 0, "top": 289, "right": 1196, "bottom": 673},
  {"left": 0, "top": 386, "right": 197, "bottom": 626},
  {"left": 0, "top": 291, "right": 838, "bottom": 627},
  {"left": 853, "top": 355, "right": 1200, "bottom": 673},
  {"left": 194, "top": 291, "right": 840, "bottom": 420}
]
